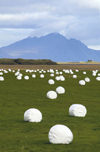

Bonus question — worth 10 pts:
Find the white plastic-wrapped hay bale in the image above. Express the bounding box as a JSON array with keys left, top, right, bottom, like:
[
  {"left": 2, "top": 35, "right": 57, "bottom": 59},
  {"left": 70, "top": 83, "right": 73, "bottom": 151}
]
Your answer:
[
  {"left": 96, "top": 77, "right": 100, "bottom": 81},
  {"left": 48, "top": 124, "right": 73, "bottom": 144},
  {"left": 65, "top": 69, "right": 70, "bottom": 74},
  {"left": 83, "top": 71, "right": 86, "bottom": 75},
  {"left": 47, "top": 91, "right": 57, "bottom": 99},
  {"left": 60, "top": 75, "right": 65, "bottom": 81},
  {"left": 26, "top": 69, "right": 29, "bottom": 73},
  {"left": 59, "top": 71, "right": 63, "bottom": 75},
  {"left": 92, "top": 71, "right": 97, "bottom": 76},
  {"left": 69, "top": 104, "right": 87, "bottom": 117},
  {"left": 79, "top": 80, "right": 86, "bottom": 85},
  {"left": 48, "top": 79, "right": 55, "bottom": 85},
  {"left": 73, "top": 75, "right": 77, "bottom": 79},
  {"left": 98, "top": 73, "right": 100, "bottom": 76},
  {"left": 17, "top": 73, "right": 23, "bottom": 77},
  {"left": 0, "top": 72, "right": 3, "bottom": 75},
  {"left": 17, "top": 75, "right": 22, "bottom": 80},
  {"left": 4, "top": 70, "right": 8, "bottom": 74},
  {"left": 15, "top": 71, "right": 20, "bottom": 76},
  {"left": 50, "top": 69, "right": 54, "bottom": 73},
  {"left": 56, "top": 71, "right": 59, "bottom": 75},
  {"left": 43, "top": 71, "right": 46, "bottom": 73},
  {"left": 92, "top": 73, "right": 96, "bottom": 76},
  {"left": 70, "top": 71, "right": 73, "bottom": 74},
  {"left": 55, "top": 76, "right": 60, "bottom": 81},
  {"left": 40, "top": 74, "right": 44, "bottom": 78},
  {"left": 24, "top": 108, "right": 42, "bottom": 122},
  {"left": 75, "top": 69, "right": 79, "bottom": 72},
  {"left": 32, "top": 74, "right": 36, "bottom": 78},
  {"left": 56, "top": 86, "right": 65, "bottom": 94},
  {"left": 0, "top": 76, "right": 4, "bottom": 81},
  {"left": 85, "top": 77, "right": 90, "bottom": 82},
  {"left": 24, "top": 76, "right": 29, "bottom": 80},
  {"left": 50, "top": 73, "right": 54, "bottom": 77},
  {"left": 8, "top": 68, "right": 11, "bottom": 72}
]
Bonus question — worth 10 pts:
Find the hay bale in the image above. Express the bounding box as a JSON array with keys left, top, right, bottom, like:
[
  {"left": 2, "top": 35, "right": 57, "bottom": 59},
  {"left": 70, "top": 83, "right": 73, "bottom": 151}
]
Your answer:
[
  {"left": 17, "top": 75, "right": 22, "bottom": 80},
  {"left": 56, "top": 86, "right": 65, "bottom": 94},
  {"left": 85, "top": 77, "right": 90, "bottom": 82},
  {"left": 96, "top": 77, "right": 100, "bottom": 81},
  {"left": 40, "top": 74, "right": 44, "bottom": 78},
  {"left": 47, "top": 91, "right": 57, "bottom": 99},
  {"left": 79, "top": 80, "right": 86, "bottom": 85},
  {"left": 48, "top": 124, "right": 73, "bottom": 144},
  {"left": 73, "top": 75, "right": 77, "bottom": 79},
  {"left": 48, "top": 79, "right": 55, "bottom": 85},
  {"left": 24, "top": 108, "right": 42, "bottom": 122},
  {"left": 0, "top": 76, "right": 4, "bottom": 81},
  {"left": 69, "top": 104, "right": 87, "bottom": 117},
  {"left": 24, "top": 76, "right": 29, "bottom": 80},
  {"left": 32, "top": 74, "right": 36, "bottom": 78}
]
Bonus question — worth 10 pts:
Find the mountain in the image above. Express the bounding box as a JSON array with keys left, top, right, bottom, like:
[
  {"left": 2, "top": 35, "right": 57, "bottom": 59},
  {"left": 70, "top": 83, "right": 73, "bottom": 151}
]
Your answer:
[{"left": 0, "top": 33, "right": 100, "bottom": 62}]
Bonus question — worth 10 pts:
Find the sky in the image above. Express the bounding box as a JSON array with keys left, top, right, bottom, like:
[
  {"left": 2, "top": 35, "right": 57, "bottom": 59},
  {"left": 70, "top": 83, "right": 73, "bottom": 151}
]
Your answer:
[{"left": 0, "top": 0, "right": 100, "bottom": 49}]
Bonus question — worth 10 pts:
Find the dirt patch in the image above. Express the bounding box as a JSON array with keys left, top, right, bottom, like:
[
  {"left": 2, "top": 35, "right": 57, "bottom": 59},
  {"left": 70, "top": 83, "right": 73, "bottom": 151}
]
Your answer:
[{"left": 0, "top": 64, "right": 100, "bottom": 70}]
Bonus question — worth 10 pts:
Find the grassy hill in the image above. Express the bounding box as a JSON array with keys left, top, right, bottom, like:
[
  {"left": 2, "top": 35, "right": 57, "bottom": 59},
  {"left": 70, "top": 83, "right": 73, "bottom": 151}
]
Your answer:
[{"left": 0, "top": 58, "right": 57, "bottom": 65}]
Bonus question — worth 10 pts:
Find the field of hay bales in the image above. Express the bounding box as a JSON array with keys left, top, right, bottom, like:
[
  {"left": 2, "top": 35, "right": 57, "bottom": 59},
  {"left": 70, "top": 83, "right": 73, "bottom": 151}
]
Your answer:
[{"left": 0, "top": 67, "right": 100, "bottom": 152}]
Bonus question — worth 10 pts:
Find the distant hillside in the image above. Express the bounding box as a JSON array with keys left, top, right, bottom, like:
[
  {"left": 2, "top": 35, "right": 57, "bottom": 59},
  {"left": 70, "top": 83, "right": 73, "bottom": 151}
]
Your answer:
[
  {"left": 0, "top": 59, "right": 57, "bottom": 65},
  {"left": 0, "top": 33, "right": 100, "bottom": 61}
]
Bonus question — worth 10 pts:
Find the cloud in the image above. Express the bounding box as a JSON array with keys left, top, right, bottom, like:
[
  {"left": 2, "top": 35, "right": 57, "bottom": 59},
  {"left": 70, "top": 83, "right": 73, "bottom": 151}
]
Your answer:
[
  {"left": 74, "top": 0, "right": 100, "bottom": 10},
  {"left": 0, "top": 0, "right": 100, "bottom": 48},
  {"left": 0, "top": 12, "right": 49, "bottom": 21},
  {"left": 8, "top": 50, "right": 38, "bottom": 57},
  {"left": 0, "top": 28, "right": 34, "bottom": 47},
  {"left": 88, "top": 45, "right": 100, "bottom": 50}
]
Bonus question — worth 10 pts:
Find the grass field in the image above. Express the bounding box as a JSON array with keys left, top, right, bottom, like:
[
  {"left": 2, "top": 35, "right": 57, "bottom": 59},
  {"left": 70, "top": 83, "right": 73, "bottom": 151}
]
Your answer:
[{"left": 0, "top": 69, "right": 100, "bottom": 152}]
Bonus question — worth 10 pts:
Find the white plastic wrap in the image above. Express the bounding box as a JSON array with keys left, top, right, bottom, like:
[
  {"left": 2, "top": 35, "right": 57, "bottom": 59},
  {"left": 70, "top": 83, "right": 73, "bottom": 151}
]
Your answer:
[
  {"left": 24, "top": 108, "right": 42, "bottom": 122},
  {"left": 50, "top": 73, "right": 54, "bottom": 77},
  {"left": 55, "top": 76, "right": 60, "bottom": 81},
  {"left": 40, "top": 74, "right": 44, "bottom": 78},
  {"left": 83, "top": 71, "right": 86, "bottom": 75},
  {"left": 32, "top": 74, "right": 36, "bottom": 78},
  {"left": 48, "top": 124, "right": 73, "bottom": 144},
  {"left": 47, "top": 91, "right": 57, "bottom": 99},
  {"left": 48, "top": 79, "right": 55, "bottom": 85},
  {"left": 56, "top": 86, "right": 65, "bottom": 94},
  {"left": 60, "top": 76, "right": 65, "bottom": 81},
  {"left": 17, "top": 75, "right": 22, "bottom": 80},
  {"left": 96, "top": 77, "right": 100, "bottom": 81},
  {"left": 0, "top": 76, "right": 4, "bottom": 81},
  {"left": 79, "top": 80, "right": 86, "bottom": 85},
  {"left": 24, "top": 76, "right": 29, "bottom": 80},
  {"left": 0, "top": 72, "right": 3, "bottom": 75},
  {"left": 73, "top": 75, "right": 77, "bottom": 79},
  {"left": 85, "top": 77, "right": 90, "bottom": 82},
  {"left": 69, "top": 104, "right": 87, "bottom": 117}
]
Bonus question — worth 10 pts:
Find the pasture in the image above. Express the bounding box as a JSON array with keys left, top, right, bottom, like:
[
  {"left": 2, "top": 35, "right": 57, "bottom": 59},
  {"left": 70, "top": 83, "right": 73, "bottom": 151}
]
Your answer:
[{"left": 0, "top": 68, "right": 100, "bottom": 152}]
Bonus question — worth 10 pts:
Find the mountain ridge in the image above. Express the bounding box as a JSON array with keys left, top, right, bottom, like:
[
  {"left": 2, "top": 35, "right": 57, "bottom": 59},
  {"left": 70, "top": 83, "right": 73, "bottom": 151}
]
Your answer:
[{"left": 0, "top": 33, "right": 100, "bottom": 62}]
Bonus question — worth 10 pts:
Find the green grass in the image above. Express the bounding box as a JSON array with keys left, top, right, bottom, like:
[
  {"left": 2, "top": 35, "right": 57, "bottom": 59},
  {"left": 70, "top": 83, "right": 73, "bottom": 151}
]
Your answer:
[{"left": 0, "top": 70, "right": 100, "bottom": 152}]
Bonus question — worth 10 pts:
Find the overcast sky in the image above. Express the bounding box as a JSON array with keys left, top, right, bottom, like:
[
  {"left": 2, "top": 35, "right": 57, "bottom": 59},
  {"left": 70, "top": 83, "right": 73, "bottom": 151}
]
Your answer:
[{"left": 0, "top": 0, "right": 100, "bottom": 49}]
